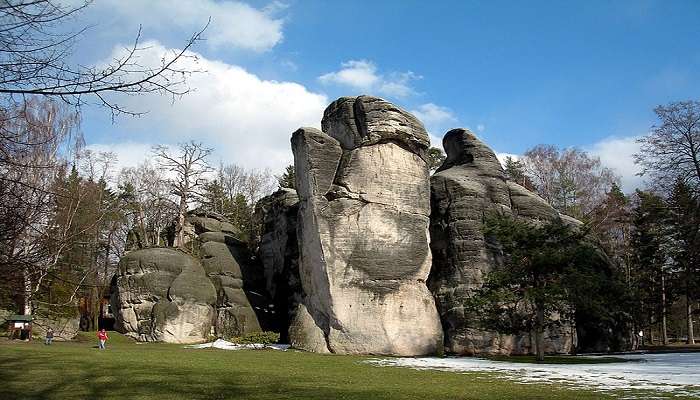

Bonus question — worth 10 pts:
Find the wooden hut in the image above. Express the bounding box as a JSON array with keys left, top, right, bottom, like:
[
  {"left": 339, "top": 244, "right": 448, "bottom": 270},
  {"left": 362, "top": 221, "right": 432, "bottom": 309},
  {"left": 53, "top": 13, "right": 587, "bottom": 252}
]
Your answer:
[{"left": 6, "top": 314, "right": 33, "bottom": 340}]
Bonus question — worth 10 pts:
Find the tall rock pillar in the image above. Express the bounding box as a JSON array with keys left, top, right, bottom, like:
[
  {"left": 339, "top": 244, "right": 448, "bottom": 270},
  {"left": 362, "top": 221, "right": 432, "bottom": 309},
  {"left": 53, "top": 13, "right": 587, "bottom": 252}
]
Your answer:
[{"left": 290, "top": 96, "right": 443, "bottom": 355}]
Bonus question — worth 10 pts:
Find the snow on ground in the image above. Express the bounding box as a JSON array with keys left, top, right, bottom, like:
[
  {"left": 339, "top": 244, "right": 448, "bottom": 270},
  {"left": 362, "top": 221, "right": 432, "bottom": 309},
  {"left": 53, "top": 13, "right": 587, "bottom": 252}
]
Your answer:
[
  {"left": 368, "top": 352, "right": 700, "bottom": 398},
  {"left": 185, "top": 339, "right": 290, "bottom": 351}
]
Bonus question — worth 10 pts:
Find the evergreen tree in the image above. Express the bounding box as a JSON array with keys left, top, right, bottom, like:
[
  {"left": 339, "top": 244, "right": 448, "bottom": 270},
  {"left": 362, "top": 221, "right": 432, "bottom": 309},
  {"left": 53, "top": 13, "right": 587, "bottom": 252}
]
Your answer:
[
  {"left": 277, "top": 165, "right": 296, "bottom": 189},
  {"left": 503, "top": 156, "right": 534, "bottom": 190},
  {"left": 427, "top": 147, "right": 446, "bottom": 171},
  {"left": 471, "top": 214, "right": 603, "bottom": 360},
  {"left": 630, "top": 190, "right": 672, "bottom": 344},
  {"left": 667, "top": 178, "right": 700, "bottom": 344},
  {"left": 201, "top": 179, "right": 230, "bottom": 215}
]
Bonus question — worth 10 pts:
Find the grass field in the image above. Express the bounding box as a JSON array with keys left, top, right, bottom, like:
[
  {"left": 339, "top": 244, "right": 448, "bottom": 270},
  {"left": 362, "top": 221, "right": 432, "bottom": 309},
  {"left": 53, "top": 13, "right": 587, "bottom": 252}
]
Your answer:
[{"left": 0, "top": 333, "right": 688, "bottom": 400}]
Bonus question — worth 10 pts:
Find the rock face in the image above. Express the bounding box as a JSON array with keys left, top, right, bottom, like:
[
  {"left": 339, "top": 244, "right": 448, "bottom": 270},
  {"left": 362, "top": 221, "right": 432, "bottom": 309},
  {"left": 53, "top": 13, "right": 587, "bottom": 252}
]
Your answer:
[
  {"left": 429, "top": 128, "right": 576, "bottom": 355},
  {"left": 255, "top": 188, "right": 302, "bottom": 342},
  {"left": 111, "top": 212, "right": 260, "bottom": 343},
  {"left": 290, "top": 96, "right": 443, "bottom": 355}
]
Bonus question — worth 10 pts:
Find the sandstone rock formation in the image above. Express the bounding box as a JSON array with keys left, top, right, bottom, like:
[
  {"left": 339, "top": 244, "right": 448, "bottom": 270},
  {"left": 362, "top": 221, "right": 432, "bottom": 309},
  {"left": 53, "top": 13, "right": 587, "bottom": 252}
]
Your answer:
[
  {"left": 290, "top": 95, "right": 443, "bottom": 355},
  {"left": 255, "top": 188, "right": 302, "bottom": 341},
  {"left": 429, "top": 128, "right": 576, "bottom": 355},
  {"left": 111, "top": 212, "right": 260, "bottom": 343}
]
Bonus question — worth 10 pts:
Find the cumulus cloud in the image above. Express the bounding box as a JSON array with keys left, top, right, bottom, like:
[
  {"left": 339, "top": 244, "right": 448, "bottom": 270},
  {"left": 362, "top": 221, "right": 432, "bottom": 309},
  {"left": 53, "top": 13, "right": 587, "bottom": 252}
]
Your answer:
[
  {"left": 495, "top": 152, "right": 520, "bottom": 168},
  {"left": 85, "top": 142, "right": 153, "bottom": 176},
  {"left": 96, "top": 0, "right": 285, "bottom": 52},
  {"left": 90, "top": 41, "right": 328, "bottom": 173},
  {"left": 587, "top": 136, "right": 644, "bottom": 193},
  {"left": 318, "top": 60, "right": 421, "bottom": 98},
  {"left": 410, "top": 103, "right": 458, "bottom": 146}
]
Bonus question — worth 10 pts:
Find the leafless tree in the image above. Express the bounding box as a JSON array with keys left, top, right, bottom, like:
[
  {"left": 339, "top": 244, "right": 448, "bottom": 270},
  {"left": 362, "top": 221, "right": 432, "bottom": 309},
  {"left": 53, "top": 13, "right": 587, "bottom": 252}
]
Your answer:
[
  {"left": 0, "top": 0, "right": 207, "bottom": 116},
  {"left": 243, "top": 167, "right": 277, "bottom": 205},
  {"left": 522, "top": 144, "right": 619, "bottom": 220},
  {"left": 118, "top": 161, "right": 176, "bottom": 247},
  {"left": 153, "top": 141, "right": 213, "bottom": 248},
  {"left": 634, "top": 100, "right": 700, "bottom": 194},
  {"left": 218, "top": 162, "right": 246, "bottom": 202}
]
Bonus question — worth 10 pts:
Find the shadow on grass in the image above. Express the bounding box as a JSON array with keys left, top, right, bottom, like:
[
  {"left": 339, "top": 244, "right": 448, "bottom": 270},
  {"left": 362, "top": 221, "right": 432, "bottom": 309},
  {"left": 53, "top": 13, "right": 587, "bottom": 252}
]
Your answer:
[{"left": 0, "top": 345, "right": 405, "bottom": 400}]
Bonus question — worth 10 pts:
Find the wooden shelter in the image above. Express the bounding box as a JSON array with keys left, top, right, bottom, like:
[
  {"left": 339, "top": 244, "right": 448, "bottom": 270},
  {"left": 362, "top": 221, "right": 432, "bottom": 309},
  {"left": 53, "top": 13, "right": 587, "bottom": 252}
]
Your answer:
[{"left": 6, "top": 314, "right": 33, "bottom": 340}]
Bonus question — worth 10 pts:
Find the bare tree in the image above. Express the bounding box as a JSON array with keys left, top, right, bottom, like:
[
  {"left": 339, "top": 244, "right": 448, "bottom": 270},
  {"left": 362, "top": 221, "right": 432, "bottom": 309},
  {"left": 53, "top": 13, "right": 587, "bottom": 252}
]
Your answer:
[
  {"left": 218, "top": 162, "right": 246, "bottom": 202},
  {"left": 153, "top": 141, "right": 213, "bottom": 248},
  {"left": 244, "top": 167, "right": 277, "bottom": 205},
  {"left": 0, "top": 0, "right": 207, "bottom": 116},
  {"left": 634, "top": 100, "right": 700, "bottom": 194},
  {"left": 522, "top": 144, "right": 619, "bottom": 220},
  {"left": 118, "top": 161, "right": 176, "bottom": 248}
]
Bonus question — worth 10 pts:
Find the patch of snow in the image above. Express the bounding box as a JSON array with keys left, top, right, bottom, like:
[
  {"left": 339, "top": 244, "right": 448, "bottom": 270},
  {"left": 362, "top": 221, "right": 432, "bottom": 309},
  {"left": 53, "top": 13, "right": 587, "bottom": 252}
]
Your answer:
[
  {"left": 185, "top": 339, "right": 290, "bottom": 351},
  {"left": 368, "top": 353, "right": 700, "bottom": 398}
]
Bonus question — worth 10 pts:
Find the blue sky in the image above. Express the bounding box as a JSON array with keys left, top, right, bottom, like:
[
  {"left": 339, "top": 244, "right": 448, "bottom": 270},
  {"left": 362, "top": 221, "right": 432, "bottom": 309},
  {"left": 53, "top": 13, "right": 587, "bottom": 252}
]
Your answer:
[{"left": 71, "top": 0, "right": 700, "bottom": 191}]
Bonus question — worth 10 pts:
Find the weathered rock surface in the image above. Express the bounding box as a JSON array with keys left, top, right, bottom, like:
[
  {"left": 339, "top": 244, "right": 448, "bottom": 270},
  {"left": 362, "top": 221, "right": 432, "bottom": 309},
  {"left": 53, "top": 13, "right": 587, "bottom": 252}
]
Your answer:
[
  {"left": 429, "top": 128, "right": 576, "bottom": 355},
  {"left": 290, "top": 96, "right": 443, "bottom": 355},
  {"left": 255, "top": 188, "right": 302, "bottom": 342},
  {"left": 111, "top": 212, "right": 260, "bottom": 343}
]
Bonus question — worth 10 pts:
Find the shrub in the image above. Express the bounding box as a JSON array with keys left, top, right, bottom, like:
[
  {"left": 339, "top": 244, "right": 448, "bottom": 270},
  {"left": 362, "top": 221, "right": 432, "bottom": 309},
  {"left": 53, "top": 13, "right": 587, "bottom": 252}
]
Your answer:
[{"left": 230, "top": 331, "right": 280, "bottom": 345}]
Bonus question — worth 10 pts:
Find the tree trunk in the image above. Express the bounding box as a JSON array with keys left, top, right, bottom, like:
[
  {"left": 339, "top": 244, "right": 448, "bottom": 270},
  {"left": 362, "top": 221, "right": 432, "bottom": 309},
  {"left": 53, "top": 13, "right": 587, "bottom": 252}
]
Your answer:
[
  {"left": 688, "top": 299, "right": 696, "bottom": 345},
  {"left": 92, "top": 285, "right": 99, "bottom": 330},
  {"left": 23, "top": 265, "right": 32, "bottom": 315},
  {"left": 138, "top": 205, "right": 148, "bottom": 247},
  {"left": 175, "top": 193, "right": 187, "bottom": 248},
  {"left": 661, "top": 272, "right": 669, "bottom": 345},
  {"left": 535, "top": 301, "right": 545, "bottom": 362}
]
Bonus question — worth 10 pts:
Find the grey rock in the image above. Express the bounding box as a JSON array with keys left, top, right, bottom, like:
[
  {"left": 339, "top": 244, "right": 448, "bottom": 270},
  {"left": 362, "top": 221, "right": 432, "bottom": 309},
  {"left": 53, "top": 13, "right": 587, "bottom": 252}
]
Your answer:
[
  {"left": 321, "top": 96, "right": 430, "bottom": 159},
  {"left": 429, "top": 128, "right": 576, "bottom": 355},
  {"left": 111, "top": 212, "right": 261, "bottom": 343},
  {"left": 255, "top": 188, "right": 302, "bottom": 342},
  {"left": 111, "top": 248, "right": 216, "bottom": 343},
  {"left": 291, "top": 96, "right": 443, "bottom": 356}
]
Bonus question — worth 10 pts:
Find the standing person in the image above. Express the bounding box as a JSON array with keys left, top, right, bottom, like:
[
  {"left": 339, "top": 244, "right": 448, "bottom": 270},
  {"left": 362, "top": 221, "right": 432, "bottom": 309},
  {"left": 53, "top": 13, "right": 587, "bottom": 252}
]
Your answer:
[
  {"left": 45, "top": 328, "right": 54, "bottom": 345},
  {"left": 97, "top": 329, "right": 109, "bottom": 350}
]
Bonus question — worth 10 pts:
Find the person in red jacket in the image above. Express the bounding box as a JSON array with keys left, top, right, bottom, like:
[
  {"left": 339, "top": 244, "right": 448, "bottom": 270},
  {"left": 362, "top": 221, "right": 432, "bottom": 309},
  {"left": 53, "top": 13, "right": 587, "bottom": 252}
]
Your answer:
[{"left": 97, "top": 329, "right": 109, "bottom": 350}]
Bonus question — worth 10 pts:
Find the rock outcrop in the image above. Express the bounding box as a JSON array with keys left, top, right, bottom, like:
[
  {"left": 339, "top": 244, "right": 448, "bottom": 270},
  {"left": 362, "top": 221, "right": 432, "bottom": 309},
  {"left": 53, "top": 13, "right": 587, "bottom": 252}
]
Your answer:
[
  {"left": 255, "top": 188, "right": 302, "bottom": 342},
  {"left": 290, "top": 96, "right": 443, "bottom": 355},
  {"left": 111, "top": 212, "right": 261, "bottom": 343},
  {"left": 429, "top": 128, "right": 576, "bottom": 355}
]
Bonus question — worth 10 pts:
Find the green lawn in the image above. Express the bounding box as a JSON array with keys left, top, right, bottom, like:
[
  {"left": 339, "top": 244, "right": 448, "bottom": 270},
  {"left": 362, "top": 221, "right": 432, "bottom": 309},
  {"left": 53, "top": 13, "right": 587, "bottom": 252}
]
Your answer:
[{"left": 0, "top": 333, "right": 686, "bottom": 400}]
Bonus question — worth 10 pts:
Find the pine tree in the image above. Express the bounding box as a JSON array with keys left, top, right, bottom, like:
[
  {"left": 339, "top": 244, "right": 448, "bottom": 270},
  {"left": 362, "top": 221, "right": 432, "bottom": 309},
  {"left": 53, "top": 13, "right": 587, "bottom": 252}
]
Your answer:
[
  {"left": 630, "top": 190, "right": 672, "bottom": 344},
  {"left": 503, "top": 156, "right": 534, "bottom": 190},
  {"left": 667, "top": 178, "right": 700, "bottom": 344},
  {"left": 277, "top": 165, "right": 296, "bottom": 189},
  {"left": 471, "top": 214, "right": 603, "bottom": 360},
  {"left": 427, "top": 147, "right": 446, "bottom": 172}
]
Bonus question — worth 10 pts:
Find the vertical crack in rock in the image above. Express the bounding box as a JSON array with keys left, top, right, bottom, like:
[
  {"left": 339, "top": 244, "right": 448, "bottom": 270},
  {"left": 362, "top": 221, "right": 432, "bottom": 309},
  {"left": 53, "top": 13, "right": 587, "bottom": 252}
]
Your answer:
[{"left": 291, "top": 96, "right": 443, "bottom": 356}]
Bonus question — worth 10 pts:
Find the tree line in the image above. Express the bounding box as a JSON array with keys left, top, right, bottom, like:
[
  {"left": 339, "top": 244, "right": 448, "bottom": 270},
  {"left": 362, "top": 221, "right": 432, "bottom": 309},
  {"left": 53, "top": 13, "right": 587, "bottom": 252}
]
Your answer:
[
  {"left": 0, "top": 98, "right": 278, "bottom": 329},
  {"left": 475, "top": 101, "right": 699, "bottom": 360}
]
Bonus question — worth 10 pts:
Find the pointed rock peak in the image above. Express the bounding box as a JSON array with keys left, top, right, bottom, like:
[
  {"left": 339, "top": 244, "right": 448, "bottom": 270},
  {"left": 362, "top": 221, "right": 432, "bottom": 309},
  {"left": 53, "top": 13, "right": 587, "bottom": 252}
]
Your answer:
[
  {"left": 437, "top": 128, "right": 503, "bottom": 173},
  {"left": 321, "top": 95, "right": 429, "bottom": 156}
]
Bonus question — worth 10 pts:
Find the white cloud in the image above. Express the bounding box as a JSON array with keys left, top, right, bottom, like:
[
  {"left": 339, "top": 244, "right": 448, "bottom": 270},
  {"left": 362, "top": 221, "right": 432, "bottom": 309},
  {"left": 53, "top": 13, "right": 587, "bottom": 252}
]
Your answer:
[
  {"left": 90, "top": 41, "right": 328, "bottom": 174},
  {"left": 588, "top": 136, "right": 644, "bottom": 193},
  {"left": 85, "top": 142, "right": 153, "bottom": 179},
  {"left": 495, "top": 153, "right": 520, "bottom": 168},
  {"left": 410, "top": 103, "right": 458, "bottom": 146},
  {"left": 319, "top": 60, "right": 421, "bottom": 98},
  {"left": 97, "top": 0, "right": 285, "bottom": 52}
]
